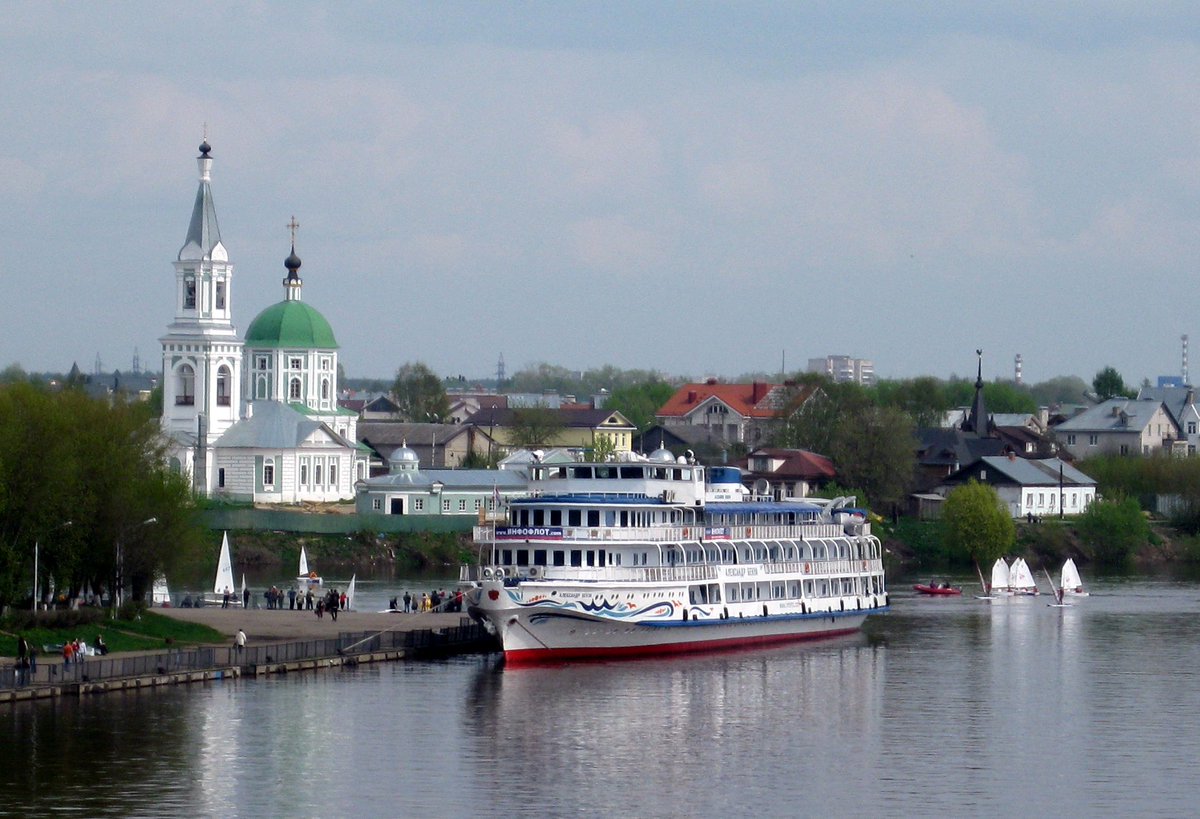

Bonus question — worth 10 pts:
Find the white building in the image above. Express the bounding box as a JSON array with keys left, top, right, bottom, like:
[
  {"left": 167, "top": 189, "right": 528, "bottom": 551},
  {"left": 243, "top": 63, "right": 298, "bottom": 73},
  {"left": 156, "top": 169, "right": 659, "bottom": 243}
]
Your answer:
[
  {"left": 807, "top": 355, "right": 875, "bottom": 386},
  {"left": 160, "top": 141, "right": 367, "bottom": 502}
]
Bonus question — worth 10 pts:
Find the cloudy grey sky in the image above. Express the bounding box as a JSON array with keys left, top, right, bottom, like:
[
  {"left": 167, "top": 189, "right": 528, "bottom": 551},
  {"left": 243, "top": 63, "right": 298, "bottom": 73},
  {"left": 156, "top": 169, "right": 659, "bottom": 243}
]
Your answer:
[{"left": 2, "top": 2, "right": 1199, "bottom": 385}]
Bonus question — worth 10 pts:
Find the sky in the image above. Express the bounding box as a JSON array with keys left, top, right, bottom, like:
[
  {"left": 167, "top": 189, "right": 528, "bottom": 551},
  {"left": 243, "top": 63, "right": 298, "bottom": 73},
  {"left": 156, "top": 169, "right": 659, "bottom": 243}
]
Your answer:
[{"left": 2, "top": 2, "right": 1200, "bottom": 387}]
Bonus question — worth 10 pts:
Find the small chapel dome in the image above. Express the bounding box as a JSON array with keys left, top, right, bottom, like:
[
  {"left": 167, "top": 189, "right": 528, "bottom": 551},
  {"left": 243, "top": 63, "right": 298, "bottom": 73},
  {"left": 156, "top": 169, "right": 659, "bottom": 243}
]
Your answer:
[{"left": 648, "top": 446, "right": 676, "bottom": 463}]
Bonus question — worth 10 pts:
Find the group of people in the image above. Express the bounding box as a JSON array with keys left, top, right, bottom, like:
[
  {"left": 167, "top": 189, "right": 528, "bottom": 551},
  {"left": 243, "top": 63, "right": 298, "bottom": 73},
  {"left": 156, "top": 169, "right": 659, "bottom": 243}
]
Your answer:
[
  {"left": 313, "top": 588, "right": 345, "bottom": 620},
  {"left": 389, "top": 588, "right": 463, "bottom": 614}
]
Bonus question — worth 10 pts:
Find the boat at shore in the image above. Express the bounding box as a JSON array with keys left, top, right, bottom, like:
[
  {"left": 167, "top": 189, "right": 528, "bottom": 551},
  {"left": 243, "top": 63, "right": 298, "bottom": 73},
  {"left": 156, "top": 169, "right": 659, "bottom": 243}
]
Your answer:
[{"left": 462, "top": 451, "right": 889, "bottom": 663}]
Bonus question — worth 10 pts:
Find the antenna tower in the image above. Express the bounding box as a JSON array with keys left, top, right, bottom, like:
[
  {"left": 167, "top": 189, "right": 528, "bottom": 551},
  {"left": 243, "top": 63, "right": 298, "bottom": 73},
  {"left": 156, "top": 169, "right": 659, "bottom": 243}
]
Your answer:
[
  {"left": 496, "top": 353, "right": 506, "bottom": 390},
  {"left": 1183, "top": 334, "right": 1189, "bottom": 385},
  {"left": 1014, "top": 353, "right": 1023, "bottom": 385}
]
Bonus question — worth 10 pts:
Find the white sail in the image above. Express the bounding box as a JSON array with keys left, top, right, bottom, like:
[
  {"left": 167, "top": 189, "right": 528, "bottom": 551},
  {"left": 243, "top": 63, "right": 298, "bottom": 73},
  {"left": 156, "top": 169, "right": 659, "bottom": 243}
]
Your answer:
[
  {"left": 298, "top": 545, "right": 309, "bottom": 578},
  {"left": 345, "top": 574, "right": 357, "bottom": 612},
  {"left": 1061, "top": 558, "right": 1088, "bottom": 596},
  {"left": 213, "top": 532, "right": 235, "bottom": 595},
  {"left": 1009, "top": 557, "right": 1038, "bottom": 594},
  {"left": 151, "top": 573, "right": 170, "bottom": 606},
  {"left": 990, "top": 558, "right": 1010, "bottom": 592}
]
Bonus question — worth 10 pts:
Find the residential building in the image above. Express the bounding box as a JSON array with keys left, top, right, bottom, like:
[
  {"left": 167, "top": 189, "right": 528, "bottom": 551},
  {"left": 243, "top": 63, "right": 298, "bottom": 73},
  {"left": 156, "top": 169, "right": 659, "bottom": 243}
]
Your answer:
[
  {"left": 937, "top": 455, "right": 1097, "bottom": 519},
  {"left": 1053, "top": 398, "right": 1181, "bottom": 458},
  {"left": 464, "top": 406, "right": 635, "bottom": 456},
  {"left": 355, "top": 443, "right": 528, "bottom": 517},
  {"left": 807, "top": 355, "right": 875, "bottom": 386},
  {"left": 1137, "top": 386, "right": 1200, "bottom": 455},
  {"left": 734, "top": 448, "right": 837, "bottom": 500},
  {"left": 357, "top": 421, "right": 499, "bottom": 472},
  {"left": 655, "top": 379, "right": 810, "bottom": 448}
]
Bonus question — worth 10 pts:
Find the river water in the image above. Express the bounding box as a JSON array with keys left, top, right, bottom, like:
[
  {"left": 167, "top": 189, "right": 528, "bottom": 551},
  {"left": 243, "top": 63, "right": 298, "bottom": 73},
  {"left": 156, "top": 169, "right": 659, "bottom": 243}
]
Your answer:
[{"left": 5, "top": 575, "right": 1200, "bottom": 816}]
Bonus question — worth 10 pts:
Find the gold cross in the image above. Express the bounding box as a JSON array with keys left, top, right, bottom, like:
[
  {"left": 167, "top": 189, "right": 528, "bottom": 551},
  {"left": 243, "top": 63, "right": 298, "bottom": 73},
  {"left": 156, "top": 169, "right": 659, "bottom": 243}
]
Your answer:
[{"left": 287, "top": 216, "right": 300, "bottom": 245}]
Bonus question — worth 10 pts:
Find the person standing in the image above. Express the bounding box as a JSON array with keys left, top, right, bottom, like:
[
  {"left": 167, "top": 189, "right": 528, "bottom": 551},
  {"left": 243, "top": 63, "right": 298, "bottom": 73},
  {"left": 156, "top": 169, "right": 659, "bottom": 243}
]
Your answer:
[
  {"left": 403, "top": 590, "right": 412, "bottom": 613},
  {"left": 235, "top": 629, "right": 246, "bottom": 655},
  {"left": 288, "top": 586, "right": 297, "bottom": 610},
  {"left": 16, "top": 635, "right": 29, "bottom": 686},
  {"left": 242, "top": 585, "right": 250, "bottom": 609}
]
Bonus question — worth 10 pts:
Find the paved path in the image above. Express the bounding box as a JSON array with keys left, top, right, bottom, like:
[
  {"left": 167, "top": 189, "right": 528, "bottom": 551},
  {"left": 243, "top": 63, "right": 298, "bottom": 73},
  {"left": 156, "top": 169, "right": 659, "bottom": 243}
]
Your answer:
[{"left": 157, "top": 607, "right": 469, "bottom": 642}]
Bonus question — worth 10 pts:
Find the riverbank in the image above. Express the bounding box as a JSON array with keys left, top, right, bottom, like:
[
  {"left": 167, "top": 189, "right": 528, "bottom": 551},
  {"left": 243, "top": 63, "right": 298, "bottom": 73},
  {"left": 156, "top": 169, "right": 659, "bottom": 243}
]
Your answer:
[{"left": 156, "top": 606, "right": 469, "bottom": 641}]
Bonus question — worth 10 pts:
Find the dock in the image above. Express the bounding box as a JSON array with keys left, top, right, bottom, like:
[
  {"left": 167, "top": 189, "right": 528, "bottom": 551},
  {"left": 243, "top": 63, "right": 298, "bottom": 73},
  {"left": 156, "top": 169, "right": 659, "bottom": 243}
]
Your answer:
[{"left": 2, "top": 608, "right": 497, "bottom": 704}]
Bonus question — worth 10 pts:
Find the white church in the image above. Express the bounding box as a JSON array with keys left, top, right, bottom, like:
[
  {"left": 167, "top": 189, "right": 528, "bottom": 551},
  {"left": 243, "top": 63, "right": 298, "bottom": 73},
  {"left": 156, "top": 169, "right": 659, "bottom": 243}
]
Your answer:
[{"left": 160, "top": 141, "right": 368, "bottom": 503}]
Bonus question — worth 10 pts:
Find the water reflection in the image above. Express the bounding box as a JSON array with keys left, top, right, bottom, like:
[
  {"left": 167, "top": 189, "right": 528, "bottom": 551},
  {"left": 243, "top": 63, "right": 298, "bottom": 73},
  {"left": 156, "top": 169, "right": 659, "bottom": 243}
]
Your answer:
[{"left": 5, "top": 581, "right": 1200, "bottom": 816}]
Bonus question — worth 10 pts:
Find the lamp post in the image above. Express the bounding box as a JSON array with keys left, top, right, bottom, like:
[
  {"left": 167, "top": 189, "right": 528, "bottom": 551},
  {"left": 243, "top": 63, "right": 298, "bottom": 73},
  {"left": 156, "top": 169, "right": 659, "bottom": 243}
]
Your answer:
[
  {"left": 33, "top": 520, "right": 72, "bottom": 611},
  {"left": 427, "top": 413, "right": 441, "bottom": 467},
  {"left": 114, "top": 517, "right": 157, "bottom": 611}
]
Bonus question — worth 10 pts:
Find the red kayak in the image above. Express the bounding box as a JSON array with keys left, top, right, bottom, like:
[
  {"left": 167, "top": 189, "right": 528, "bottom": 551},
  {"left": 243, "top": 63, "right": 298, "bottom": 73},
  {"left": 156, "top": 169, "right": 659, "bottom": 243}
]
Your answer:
[{"left": 913, "top": 583, "right": 962, "bottom": 596}]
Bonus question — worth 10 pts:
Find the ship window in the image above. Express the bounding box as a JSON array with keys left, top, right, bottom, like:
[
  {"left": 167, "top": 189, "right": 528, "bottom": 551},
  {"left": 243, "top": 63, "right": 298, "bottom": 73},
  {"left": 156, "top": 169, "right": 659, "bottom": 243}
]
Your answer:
[
  {"left": 586, "top": 551, "right": 595, "bottom": 567},
  {"left": 501, "top": 550, "right": 512, "bottom": 565},
  {"left": 533, "top": 549, "right": 546, "bottom": 565},
  {"left": 572, "top": 466, "right": 592, "bottom": 479},
  {"left": 568, "top": 510, "right": 581, "bottom": 526},
  {"left": 598, "top": 549, "right": 606, "bottom": 566},
  {"left": 516, "top": 549, "right": 529, "bottom": 566},
  {"left": 570, "top": 550, "right": 582, "bottom": 567},
  {"left": 587, "top": 510, "right": 600, "bottom": 527},
  {"left": 620, "top": 466, "right": 641, "bottom": 479},
  {"left": 553, "top": 551, "right": 565, "bottom": 566},
  {"left": 620, "top": 511, "right": 628, "bottom": 527},
  {"left": 533, "top": 509, "right": 545, "bottom": 526},
  {"left": 550, "top": 510, "right": 562, "bottom": 526}
]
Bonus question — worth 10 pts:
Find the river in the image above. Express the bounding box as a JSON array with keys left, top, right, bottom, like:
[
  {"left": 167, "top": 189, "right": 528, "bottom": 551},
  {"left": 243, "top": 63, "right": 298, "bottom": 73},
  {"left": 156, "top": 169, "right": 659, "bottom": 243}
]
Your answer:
[{"left": 4, "top": 574, "right": 1199, "bottom": 816}]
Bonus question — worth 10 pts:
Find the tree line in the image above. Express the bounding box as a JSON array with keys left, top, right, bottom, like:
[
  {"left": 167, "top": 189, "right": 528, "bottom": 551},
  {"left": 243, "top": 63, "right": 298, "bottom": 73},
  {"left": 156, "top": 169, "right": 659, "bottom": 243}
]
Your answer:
[{"left": 0, "top": 382, "right": 204, "bottom": 612}]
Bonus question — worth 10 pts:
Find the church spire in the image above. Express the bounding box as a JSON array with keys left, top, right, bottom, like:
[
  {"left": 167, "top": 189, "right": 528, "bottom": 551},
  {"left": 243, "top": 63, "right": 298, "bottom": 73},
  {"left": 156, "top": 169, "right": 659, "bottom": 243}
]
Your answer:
[
  {"left": 962, "top": 349, "right": 991, "bottom": 437},
  {"left": 283, "top": 216, "right": 303, "bottom": 301},
  {"left": 179, "top": 139, "right": 224, "bottom": 261}
]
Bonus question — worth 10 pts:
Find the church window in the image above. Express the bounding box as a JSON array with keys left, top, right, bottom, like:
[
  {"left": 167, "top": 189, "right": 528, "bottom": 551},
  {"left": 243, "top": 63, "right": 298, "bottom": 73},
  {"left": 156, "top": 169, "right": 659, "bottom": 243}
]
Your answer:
[
  {"left": 289, "top": 378, "right": 302, "bottom": 401},
  {"left": 184, "top": 279, "right": 196, "bottom": 309},
  {"left": 321, "top": 379, "right": 330, "bottom": 402},
  {"left": 217, "top": 366, "right": 231, "bottom": 406},
  {"left": 290, "top": 357, "right": 303, "bottom": 370},
  {"left": 330, "top": 462, "right": 338, "bottom": 486},
  {"left": 215, "top": 281, "right": 226, "bottom": 310},
  {"left": 176, "top": 365, "right": 195, "bottom": 405},
  {"left": 315, "top": 464, "right": 323, "bottom": 486},
  {"left": 256, "top": 356, "right": 269, "bottom": 370},
  {"left": 300, "top": 462, "right": 309, "bottom": 486},
  {"left": 255, "top": 375, "right": 269, "bottom": 400},
  {"left": 263, "top": 461, "right": 275, "bottom": 487}
]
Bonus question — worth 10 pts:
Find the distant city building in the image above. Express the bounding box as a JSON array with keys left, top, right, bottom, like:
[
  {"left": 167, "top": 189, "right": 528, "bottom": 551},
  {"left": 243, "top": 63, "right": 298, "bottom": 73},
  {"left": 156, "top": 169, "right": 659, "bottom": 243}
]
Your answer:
[
  {"left": 355, "top": 443, "right": 527, "bottom": 517},
  {"left": 806, "top": 355, "right": 875, "bottom": 386},
  {"left": 656, "top": 380, "right": 811, "bottom": 448}
]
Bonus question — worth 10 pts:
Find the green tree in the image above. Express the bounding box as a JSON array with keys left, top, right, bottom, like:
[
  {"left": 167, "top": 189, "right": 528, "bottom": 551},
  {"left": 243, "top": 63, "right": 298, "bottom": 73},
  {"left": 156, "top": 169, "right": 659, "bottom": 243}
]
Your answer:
[
  {"left": 1074, "top": 496, "right": 1148, "bottom": 565},
  {"left": 604, "top": 381, "right": 676, "bottom": 432},
  {"left": 1093, "top": 366, "right": 1135, "bottom": 401},
  {"left": 1029, "top": 375, "right": 1090, "bottom": 407},
  {"left": 507, "top": 407, "right": 566, "bottom": 449},
  {"left": 391, "top": 362, "right": 450, "bottom": 421},
  {"left": 941, "top": 480, "right": 1015, "bottom": 567},
  {"left": 872, "top": 376, "right": 953, "bottom": 428}
]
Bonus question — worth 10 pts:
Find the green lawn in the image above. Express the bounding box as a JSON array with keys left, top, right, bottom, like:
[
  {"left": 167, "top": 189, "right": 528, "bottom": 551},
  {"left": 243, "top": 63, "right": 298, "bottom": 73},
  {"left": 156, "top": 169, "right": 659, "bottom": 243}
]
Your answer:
[{"left": 0, "top": 611, "right": 225, "bottom": 658}]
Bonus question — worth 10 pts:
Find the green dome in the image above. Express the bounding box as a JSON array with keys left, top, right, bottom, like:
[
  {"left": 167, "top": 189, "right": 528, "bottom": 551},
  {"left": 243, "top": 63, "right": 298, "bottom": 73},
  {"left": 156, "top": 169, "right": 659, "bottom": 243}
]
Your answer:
[{"left": 244, "top": 301, "right": 338, "bottom": 349}]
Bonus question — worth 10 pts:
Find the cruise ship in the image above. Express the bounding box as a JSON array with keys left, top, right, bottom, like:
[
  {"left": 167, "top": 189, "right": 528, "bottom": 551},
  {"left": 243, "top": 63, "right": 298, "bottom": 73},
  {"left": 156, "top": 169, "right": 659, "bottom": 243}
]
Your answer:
[{"left": 463, "top": 449, "right": 889, "bottom": 663}]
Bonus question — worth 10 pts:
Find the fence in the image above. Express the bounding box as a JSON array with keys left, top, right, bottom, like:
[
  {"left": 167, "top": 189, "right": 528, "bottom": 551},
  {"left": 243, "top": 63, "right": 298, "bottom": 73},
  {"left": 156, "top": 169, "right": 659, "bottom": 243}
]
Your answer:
[{"left": 2, "top": 619, "right": 492, "bottom": 693}]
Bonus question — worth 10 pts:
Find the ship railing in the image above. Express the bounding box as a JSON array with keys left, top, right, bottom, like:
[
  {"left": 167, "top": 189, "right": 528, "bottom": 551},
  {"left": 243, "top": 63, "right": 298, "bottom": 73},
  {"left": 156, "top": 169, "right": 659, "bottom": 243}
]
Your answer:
[{"left": 472, "top": 522, "right": 869, "bottom": 543}]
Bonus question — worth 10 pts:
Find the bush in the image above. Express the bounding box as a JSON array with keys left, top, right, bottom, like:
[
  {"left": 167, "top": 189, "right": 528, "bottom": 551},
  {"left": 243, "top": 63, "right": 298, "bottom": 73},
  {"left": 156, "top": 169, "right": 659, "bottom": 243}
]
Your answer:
[{"left": 1074, "top": 497, "right": 1149, "bottom": 566}]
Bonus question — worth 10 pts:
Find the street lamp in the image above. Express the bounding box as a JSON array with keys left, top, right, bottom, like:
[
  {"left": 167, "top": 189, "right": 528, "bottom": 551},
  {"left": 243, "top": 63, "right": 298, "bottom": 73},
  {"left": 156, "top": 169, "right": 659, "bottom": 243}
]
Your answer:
[
  {"left": 114, "top": 517, "right": 158, "bottom": 611},
  {"left": 33, "top": 520, "right": 72, "bottom": 611},
  {"left": 427, "top": 413, "right": 441, "bottom": 467}
]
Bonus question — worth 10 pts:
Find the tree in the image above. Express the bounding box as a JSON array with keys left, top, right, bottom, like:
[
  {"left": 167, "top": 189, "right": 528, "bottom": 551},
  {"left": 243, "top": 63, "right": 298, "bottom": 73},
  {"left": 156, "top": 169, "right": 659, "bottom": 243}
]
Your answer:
[
  {"left": 941, "top": 480, "right": 1015, "bottom": 567},
  {"left": 1074, "top": 496, "right": 1148, "bottom": 565},
  {"left": 1028, "top": 375, "right": 1090, "bottom": 407},
  {"left": 391, "top": 362, "right": 450, "bottom": 421},
  {"left": 507, "top": 407, "right": 566, "bottom": 449},
  {"left": 604, "top": 381, "right": 676, "bottom": 433},
  {"left": 1093, "top": 367, "right": 1135, "bottom": 401}
]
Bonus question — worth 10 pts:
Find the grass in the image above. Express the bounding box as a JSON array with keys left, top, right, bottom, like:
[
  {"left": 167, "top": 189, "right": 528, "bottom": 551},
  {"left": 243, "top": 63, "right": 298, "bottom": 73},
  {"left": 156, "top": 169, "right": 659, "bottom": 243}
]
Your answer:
[{"left": 0, "top": 610, "right": 226, "bottom": 658}]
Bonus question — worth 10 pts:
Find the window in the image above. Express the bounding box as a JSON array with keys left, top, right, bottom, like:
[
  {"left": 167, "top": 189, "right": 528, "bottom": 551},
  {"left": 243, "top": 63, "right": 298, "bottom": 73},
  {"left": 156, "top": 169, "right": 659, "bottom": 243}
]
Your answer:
[
  {"left": 215, "top": 280, "right": 226, "bottom": 310},
  {"left": 372, "top": 498, "right": 382, "bottom": 510},
  {"left": 263, "top": 461, "right": 275, "bottom": 487},
  {"left": 415, "top": 498, "right": 424, "bottom": 511},
  {"left": 256, "top": 355, "right": 270, "bottom": 370},
  {"left": 289, "top": 357, "right": 303, "bottom": 370},
  {"left": 474, "top": 499, "right": 482, "bottom": 510},
  {"left": 176, "top": 364, "right": 195, "bottom": 405},
  {"left": 289, "top": 378, "right": 302, "bottom": 400},
  {"left": 979, "top": 469, "right": 987, "bottom": 481},
  {"left": 321, "top": 379, "right": 330, "bottom": 401},
  {"left": 330, "top": 463, "right": 337, "bottom": 486},
  {"left": 314, "top": 464, "right": 323, "bottom": 486},
  {"left": 458, "top": 499, "right": 467, "bottom": 511},
  {"left": 1026, "top": 493, "right": 1033, "bottom": 506},
  {"left": 1088, "top": 434, "right": 1099, "bottom": 446},
  {"left": 442, "top": 499, "right": 451, "bottom": 512},
  {"left": 255, "top": 375, "right": 269, "bottom": 400},
  {"left": 218, "top": 468, "right": 225, "bottom": 488},
  {"left": 1189, "top": 422, "right": 1197, "bottom": 435},
  {"left": 300, "top": 463, "right": 308, "bottom": 486},
  {"left": 1067, "top": 434, "right": 1076, "bottom": 445},
  {"left": 217, "top": 365, "right": 231, "bottom": 406},
  {"left": 184, "top": 279, "right": 196, "bottom": 309}
]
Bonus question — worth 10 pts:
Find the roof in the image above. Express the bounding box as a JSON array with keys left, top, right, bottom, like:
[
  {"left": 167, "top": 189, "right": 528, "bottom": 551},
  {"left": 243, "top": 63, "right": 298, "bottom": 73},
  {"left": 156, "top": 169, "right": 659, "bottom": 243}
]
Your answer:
[
  {"left": 178, "top": 150, "right": 224, "bottom": 262},
  {"left": 1054, "top": 399, "right": 1170, "bottom": 434},
  {"left": 951, "top": 456, "right": 1096, "bottom": 487},
  {"left": 216, "top": 402, "right": 352, "bottom": 449},
  {"left": 1137, "top": 386, "right": 1200, "bottom": 430},
  {"left": 358, "top": 421, "right": 475, "bottom": 447},
  {"left": 916, "top": 427, "right": 1008, "bottom": 467},
  {"left": 465, "top": 407, "right": 634, "bottom": 429},
  {"left": 359, "top": 468, "right": 529, "bottom": 492},
  {"left": 245, "top": 301, "right": 338, "bottom": 349},
  {"left": 738, "top": 448, "right": 837, "bottom": 480},
  {"left": 657, "top": 381, "right": 801, "bottom": 419}
]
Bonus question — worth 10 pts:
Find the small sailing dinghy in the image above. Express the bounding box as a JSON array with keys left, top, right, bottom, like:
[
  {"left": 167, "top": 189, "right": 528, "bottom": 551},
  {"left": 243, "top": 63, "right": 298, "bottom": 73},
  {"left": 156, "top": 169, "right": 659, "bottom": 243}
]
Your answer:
[
  {"left": 1060, "top": 558, "right": 1089, "bottom": 597},
  {"left": 205, "top": 531, "right": 241, "bottom": 606},
  {"left": 989, "top": 558, "right": 1013, "bottom": 597},
  {"left": 1009, "top": 557, "right": 1039, "bottom": 595},
  {"left": 151, "top": 573, "right": 171, "bottom": 607},
  {"left": 1044, "top": 567, "right": 1070, "bottom": 607},
  {"left": 297, "top": 544, "right": 323, "bottom": 592}
]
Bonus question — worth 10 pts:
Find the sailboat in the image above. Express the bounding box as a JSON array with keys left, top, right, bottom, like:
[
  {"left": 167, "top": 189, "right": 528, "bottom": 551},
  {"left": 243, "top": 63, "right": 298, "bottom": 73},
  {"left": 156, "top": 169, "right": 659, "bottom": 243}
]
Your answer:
[
  {"left": 151, "top": 573, "right": 171, "bottom": 607},
  {"left": 205, "top": 531, "right": 241, "bottom": 606},
  {"left": 1044, "top": 566, "right": 1069, "bottom": 607},
  {"left": 974, "top": 561, "right": 994, "bottom": 600},
  {"left": 345, "top": 573, "right": 357, "bottom": 612},
  {"left": 1060, "top": 558, "right": 1089, "bottom": 597},
  {"left": 1009, "top": 557, "right": 1039, "bottom": 595},
  {"left": 297, "top": 544, "right": 322, "bottom": 592},
  {"left": 989, "top": 558, "right": 1013, "bottom": 597}
]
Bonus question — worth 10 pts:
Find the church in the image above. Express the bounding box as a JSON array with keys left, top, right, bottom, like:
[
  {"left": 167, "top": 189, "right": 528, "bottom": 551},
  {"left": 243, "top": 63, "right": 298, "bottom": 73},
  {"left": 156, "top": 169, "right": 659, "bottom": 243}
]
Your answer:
[{"left": 159, "top": 141, "right": 368, "bottom": 503}]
